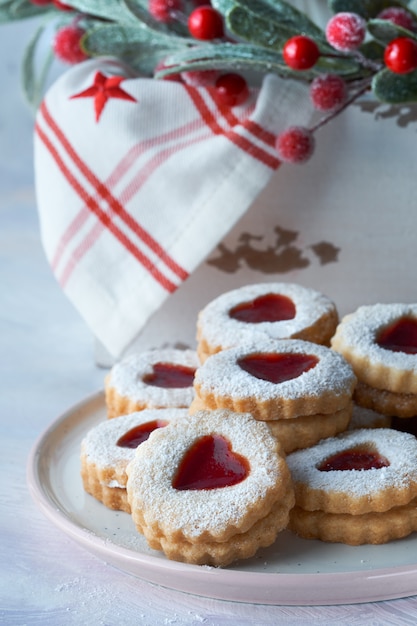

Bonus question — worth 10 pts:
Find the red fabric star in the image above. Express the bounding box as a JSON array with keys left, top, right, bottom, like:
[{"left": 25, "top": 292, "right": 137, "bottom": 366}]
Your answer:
[{"left": 70, "top": 71, "right": 137, "bottom": 122}]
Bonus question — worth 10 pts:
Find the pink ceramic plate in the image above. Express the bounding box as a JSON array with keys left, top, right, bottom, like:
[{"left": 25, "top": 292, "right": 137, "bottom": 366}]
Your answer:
[{"left": 27, "top": 391, "right": 417, "bottom": 605}]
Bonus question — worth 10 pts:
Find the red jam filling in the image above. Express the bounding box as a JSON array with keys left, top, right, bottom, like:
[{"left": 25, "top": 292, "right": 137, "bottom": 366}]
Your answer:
[
  {"left": 318, "top": 448, "right": 390, "bottom": 472},
  {"left": 229, "top": 293, "right": 296, "bottom": 323},
  {"left": 172, "top": 434, "right": 249, "bottom": 491},
  {"left": 116, "top": 419, "right": 168, "bottom": 448},
  {"left": 376, "top": 317, "right": 417, "bottom": 354},
  {"left": 237, "top": 352, "right": 318, "bottom": 384},
  {"left": 142, "top": 362, "right": 195, "bottom": 388}
]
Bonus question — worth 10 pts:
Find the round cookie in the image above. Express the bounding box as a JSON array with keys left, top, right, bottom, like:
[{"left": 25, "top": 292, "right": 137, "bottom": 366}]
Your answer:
[
  {"left": 190, "top": 339, "right": 356, "bottom": 421},
  {"left": 331, "top": 303, "right": 417, "bottom": 417},
  {"left": 287, "top": 428, "right": 417, "bottom": 515},
  {"left": 196, "top": 282, "right": 339, "bottom": 362},
  {"left": 81, "top": 408, "right": 188, "bottom": 512},
  {"left": 105, "top": 348, "right": 199, "bottom": 418},
  {"left": 267, "top": 406, "right": 352, "bottom": 454},
  {"left": 287, "top": 428, "right": 417, "bottom": 545},
  {"left": 126, "top": 409, "right": 294, "bottom": 566}
]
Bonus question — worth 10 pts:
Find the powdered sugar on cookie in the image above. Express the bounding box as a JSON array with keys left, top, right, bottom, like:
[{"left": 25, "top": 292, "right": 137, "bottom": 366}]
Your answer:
[
  {"left": 105, "top": 348, "right": 199, "bottom": 417},
  {"left": 81, "top": 408, "right": 188, "bottom": 481},
  {"left": 126, "top": 410, "right": 292, "bottom": 543},
  {"left": 331, "top": 304, "right": 417, "bottom": 395},
  {"left": 192, "top": 339, "right": 356, "bottom": 420},
  {"left": 287, "top": 428, "right": 417, "bottom": 514},
  {"left": 197, "top": 282, "right": 338, "bottom": 360}
]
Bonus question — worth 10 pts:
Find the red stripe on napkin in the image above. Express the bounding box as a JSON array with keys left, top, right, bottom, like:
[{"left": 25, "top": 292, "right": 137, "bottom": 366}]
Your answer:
[
  {"left": 37, "top": 102, "right": 189, "bottom": 290},
  {"left": 35, "top": 117, "right": 180, "bottom": 293},
  {"left": 49, "top": 117, "right": 206, "bottom": 281},
  {"left": 184, "top": 85, "right": 280, "bottom": 169}
]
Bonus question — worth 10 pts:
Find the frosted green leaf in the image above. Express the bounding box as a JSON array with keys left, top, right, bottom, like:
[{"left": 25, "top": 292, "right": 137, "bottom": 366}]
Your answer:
[
  {"left": 226, "top": 5, "right": 329, "bottom": 52},
  {"left": 156, "top": 40, "right": 361, "bottom": 81},
  {"left": 372, "top": 67, "right": 417, "bottom": 102},
  {"left": 21, "top": 20, "right": 55, "bottom": 110},
  {"left": 226, "top": 3, "right": 360, "bottom": 76},
  {"left": 83, "top": 23, "right": 189, "bottom": 73},
  {"left": 367, "top": 18, "right": 417, "bottom": 45},
  {"left": 233, "top": 0, "right": 325, "bottom": 40},
  {"left": 157, "top": 42, "right": 296, "bottom": 78},
  {"left": 0, "top": 0, "right": 52, "bottom": 20},
  {"left": 211, "top": 0, "right": 237, "bottom": 14},
  {"left": 61, "top": 0, "right": 136, "bottom": 22}
]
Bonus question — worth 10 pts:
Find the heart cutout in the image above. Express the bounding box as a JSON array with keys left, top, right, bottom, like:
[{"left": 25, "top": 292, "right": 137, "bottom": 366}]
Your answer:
[
  {"left": 229, "top": 293, "right": 296, "bottom": 323},
  {"left": 142, "top": 362, "right": 195, "bottom": 388},
  {"left": 318, "top": 447, "right": 390, "bottom": 471},
  {"left": 172, "top": 434, "right": 249, "bottom": 491},
  {"left": 237, "top": 352, "right": 318, "bottom": 384},
  {"left": 116, "top": 419, "right": 168, "bottom": 448},
  {"left": 376, "top": 317, "right": 417, "bottom": 354}
]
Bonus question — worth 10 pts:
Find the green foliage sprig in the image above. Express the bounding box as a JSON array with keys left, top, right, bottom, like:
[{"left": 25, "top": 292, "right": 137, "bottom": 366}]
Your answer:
[{"left": 2, "top": 0, "right": 417, "bottom": 110}]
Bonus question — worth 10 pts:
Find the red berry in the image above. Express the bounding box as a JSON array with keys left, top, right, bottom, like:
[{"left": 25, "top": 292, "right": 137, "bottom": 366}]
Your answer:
[
  {"left": 181, "top": 69, "right": 219, "bottom": 86},
  {"left": 378, "top": 8, "right": 415, "bottom": 31},
  {"left": 326, "top": 12, "right": 366, "bottom": 51},
  {"left": 148, "top": 0, "right": 182, "bottom": 23},
  {"left": 214, "top": 73, "right": 249, "bottom": 106},
  {"left": 282, "top": 35, "right": 320, "bottom": 70},
  {"left": 53, "top": 25, "right": 88, "bottom": 64},
  {"left": 384, "top": 36, "right": 417, "bottom": 73},
  {"left": 275, "top": 126, "right": 315, "bottom": 164},
  {"left": 188, "top": 6, "right": 224, "bottom": 40},
  {"left": 309, "top": 73, "right": 347, "bottom": 111}
]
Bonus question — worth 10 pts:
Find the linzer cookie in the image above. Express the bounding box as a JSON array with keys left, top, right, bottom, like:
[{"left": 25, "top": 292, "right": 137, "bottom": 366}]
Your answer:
[
  {"left": 105, "top": 348, "right": 199, "bottom": 418},
  {"left": 266, "top": 406, "right": 352, "bottom": 454},
  {"left": 331, "top": 303, "right": 417, "bottom": 417},
  {"left": 126, "top": 409, "right": 294, "bottom": 566},
  {"left": 196, "top": 282, "right": 338, "bottom": 362},
  {"left": 81, "top": 408, "right": 188, "bottom": 512},
  {"left": 190, "top": 339, "right": 355, "bottom": 452},
  {"left": 287, "top": 428, "right": 417, "bottom": 545}
]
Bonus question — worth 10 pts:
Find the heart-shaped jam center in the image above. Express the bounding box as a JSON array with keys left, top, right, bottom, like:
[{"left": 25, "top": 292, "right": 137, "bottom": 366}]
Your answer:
[
  {"left": 172, "top": 434, "right": 249, "bottom": 491},
  {"left": 142, "top": 362, "right": 195, "bottom": 388},
  {"left": 237, "top": 352, "right": 318, "bottom": 384},
  {"left": 376, "top": 317, "right": 417, "bottom": 354},
  {"left": 318, "top": 447, "right": 390, "bottom": 471},
  {"left": 229, "top": 293, "right": 296, "bottom": 323},
  {"left": 116, "top": 419, "right": 168, "bottom": 448}
]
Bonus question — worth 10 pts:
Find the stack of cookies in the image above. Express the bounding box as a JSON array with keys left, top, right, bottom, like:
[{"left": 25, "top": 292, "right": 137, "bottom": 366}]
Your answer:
[
  {"left": 287, "top": 428, "right": 417, "bottom": 545},
  {"left": 79, "top": 282, "right": 417, "bottom": 566},
  {"left": 126, "top": 409, "right": 294, "bottom": 566},
  {"left": 190, "top": 338, "right": 356, "bottom": 453}
]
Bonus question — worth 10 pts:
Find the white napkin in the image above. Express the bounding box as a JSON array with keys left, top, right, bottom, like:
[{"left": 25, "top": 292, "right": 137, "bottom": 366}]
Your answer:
[{"left": 34, "top": 57, "right": 313, "bottom": 358}]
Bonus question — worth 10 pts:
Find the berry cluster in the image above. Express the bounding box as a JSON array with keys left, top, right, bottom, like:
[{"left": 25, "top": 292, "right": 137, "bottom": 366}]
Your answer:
[
  {"left": 276, "top": 8, "right": 417, "bottom": 164},
  {"left": 11, "top": 1, "right": 417, "bottom": 164}
]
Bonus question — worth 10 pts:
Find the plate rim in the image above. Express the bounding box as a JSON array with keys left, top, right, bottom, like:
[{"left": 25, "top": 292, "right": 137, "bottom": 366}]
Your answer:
[{"left": 26, "top": 391, "right": 417, "bottom": 606}]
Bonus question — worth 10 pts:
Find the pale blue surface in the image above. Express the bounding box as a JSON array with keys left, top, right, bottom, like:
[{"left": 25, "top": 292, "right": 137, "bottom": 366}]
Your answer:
[{"left": 2, "top": 14, "right": 417, "bottom": 626}]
